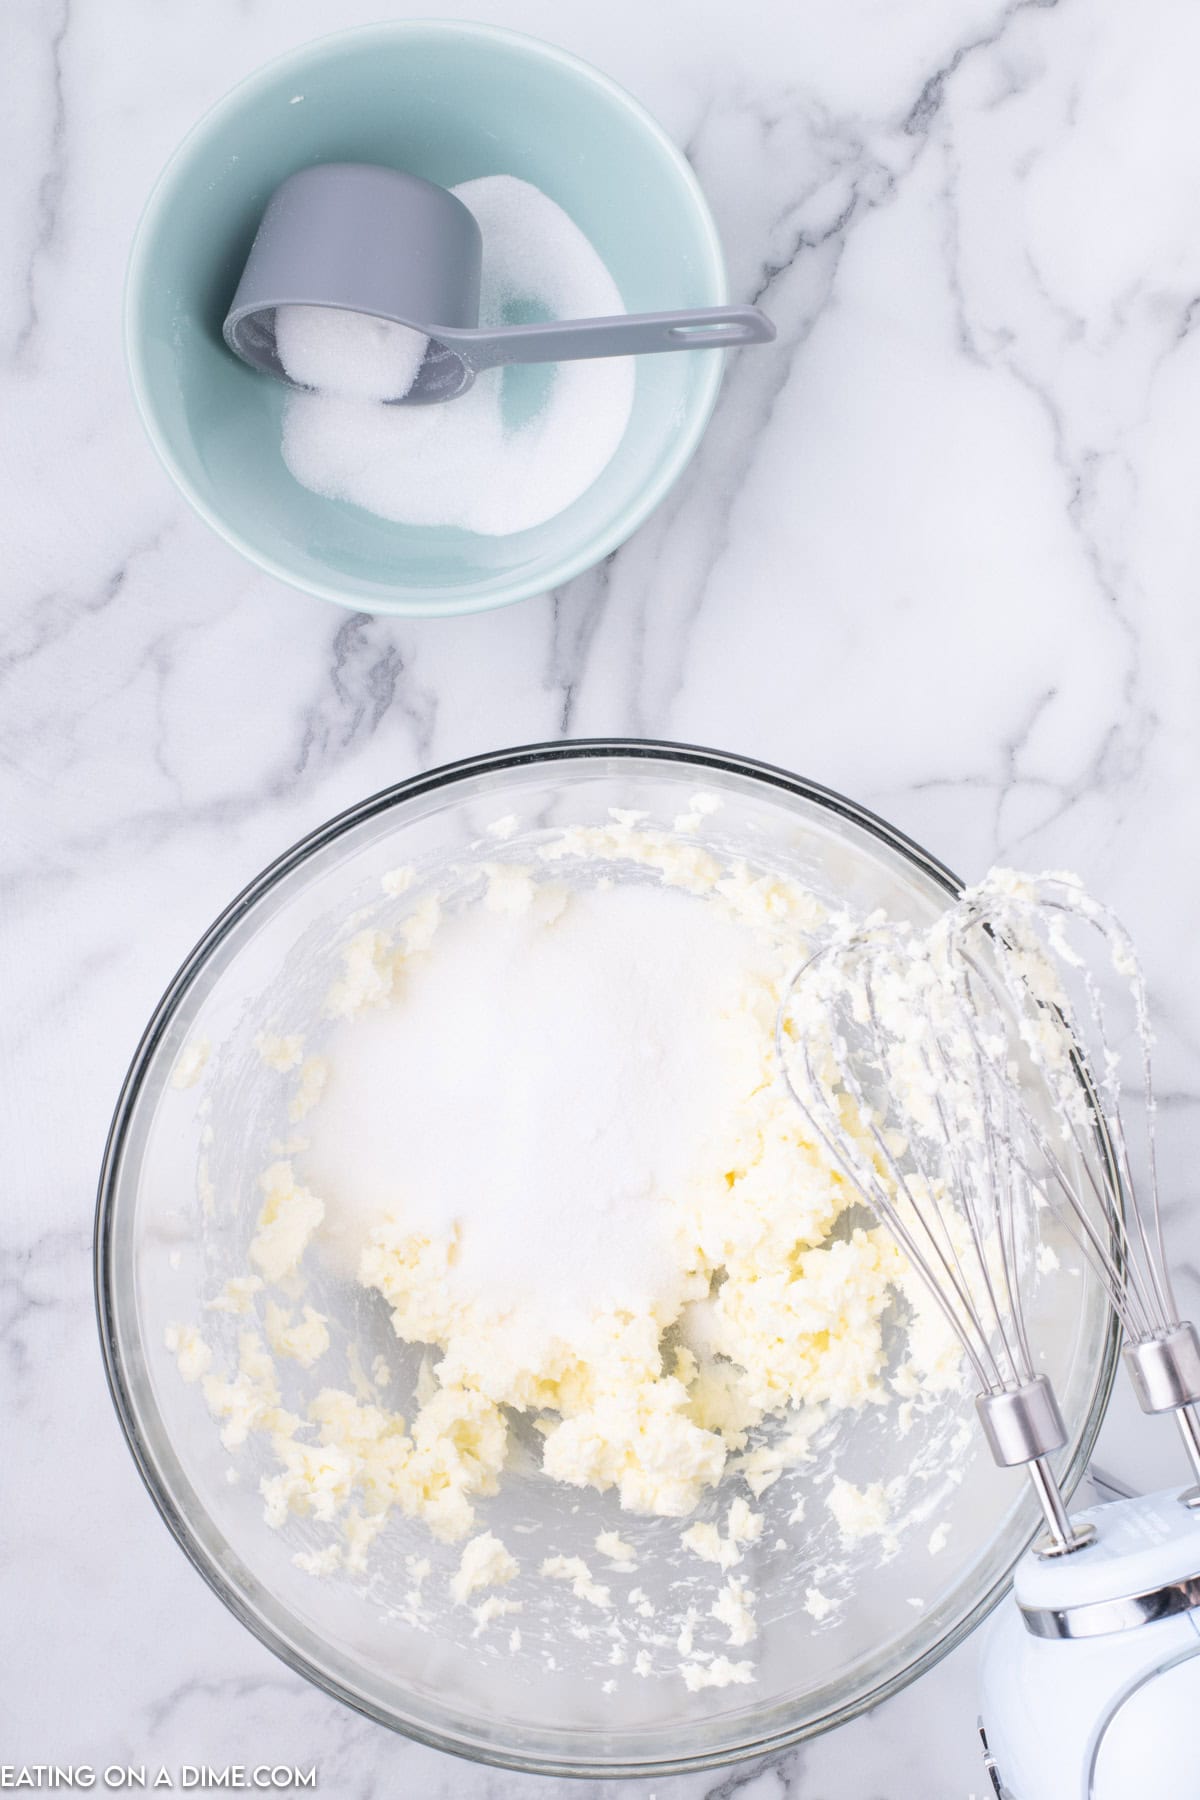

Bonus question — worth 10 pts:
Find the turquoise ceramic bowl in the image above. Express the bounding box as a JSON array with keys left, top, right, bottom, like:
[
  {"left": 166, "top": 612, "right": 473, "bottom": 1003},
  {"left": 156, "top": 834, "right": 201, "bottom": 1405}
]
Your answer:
[{"left": 125, "top": 21, "right": 729, "bottom": 617}]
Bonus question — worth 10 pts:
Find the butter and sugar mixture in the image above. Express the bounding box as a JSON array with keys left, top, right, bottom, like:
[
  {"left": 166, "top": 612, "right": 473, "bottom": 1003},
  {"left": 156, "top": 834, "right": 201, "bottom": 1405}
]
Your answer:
[{"left": 168, "top": 813, "right": 964, "bottom": 1656}]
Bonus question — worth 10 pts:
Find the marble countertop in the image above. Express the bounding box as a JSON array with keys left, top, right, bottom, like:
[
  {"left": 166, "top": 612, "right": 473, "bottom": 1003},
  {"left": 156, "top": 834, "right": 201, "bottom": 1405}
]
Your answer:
[{"left": 6, "top": 0, "right": 1200, "bottom": 1793}]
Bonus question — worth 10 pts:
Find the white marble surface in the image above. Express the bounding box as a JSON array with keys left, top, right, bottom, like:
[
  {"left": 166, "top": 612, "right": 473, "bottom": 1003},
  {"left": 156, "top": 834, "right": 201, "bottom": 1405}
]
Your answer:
[{"left": 6, "top": 0, "right": 1200, "bottom": 1793}]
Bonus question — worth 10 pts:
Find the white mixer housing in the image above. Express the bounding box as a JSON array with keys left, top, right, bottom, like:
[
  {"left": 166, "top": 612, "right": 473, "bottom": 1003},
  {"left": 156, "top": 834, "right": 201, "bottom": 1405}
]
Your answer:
[{"left": 978, "top": 1487, "right": 1200, "bottom": 1799}]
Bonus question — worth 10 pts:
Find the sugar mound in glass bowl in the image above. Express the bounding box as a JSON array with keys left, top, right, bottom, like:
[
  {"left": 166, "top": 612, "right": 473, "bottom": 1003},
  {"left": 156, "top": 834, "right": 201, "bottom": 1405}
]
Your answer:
[{"left": 304, "top": 880, "right": 763, "bottom": 1338}]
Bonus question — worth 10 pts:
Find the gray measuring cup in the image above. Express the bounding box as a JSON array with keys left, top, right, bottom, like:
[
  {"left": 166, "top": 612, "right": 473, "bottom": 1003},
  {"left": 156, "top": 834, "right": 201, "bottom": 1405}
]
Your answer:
[{"left": 223, "top": 163, "right": 775, "bottom": 404}]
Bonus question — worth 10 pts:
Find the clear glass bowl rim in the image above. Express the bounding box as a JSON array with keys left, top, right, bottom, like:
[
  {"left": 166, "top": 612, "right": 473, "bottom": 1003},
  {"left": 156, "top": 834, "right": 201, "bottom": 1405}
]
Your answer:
[{"left": 93, "top": 737, "right": 1122, "bottom": 1778}]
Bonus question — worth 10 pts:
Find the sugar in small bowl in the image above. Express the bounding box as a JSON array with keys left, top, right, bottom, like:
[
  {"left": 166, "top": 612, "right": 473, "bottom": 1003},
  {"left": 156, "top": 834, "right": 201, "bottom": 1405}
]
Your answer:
[
  {"left": 125, "top": 23, "right": 732, "bottom": 617},
  {"left": 272, "top": 176, "right": 639, "bottom": 538}
]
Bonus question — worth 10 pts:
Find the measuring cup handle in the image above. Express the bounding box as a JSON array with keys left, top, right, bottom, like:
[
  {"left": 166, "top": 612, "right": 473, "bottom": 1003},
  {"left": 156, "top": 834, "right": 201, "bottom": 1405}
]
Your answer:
[{"left": 464, "top": 305, "right": 775, "bottom": 368}]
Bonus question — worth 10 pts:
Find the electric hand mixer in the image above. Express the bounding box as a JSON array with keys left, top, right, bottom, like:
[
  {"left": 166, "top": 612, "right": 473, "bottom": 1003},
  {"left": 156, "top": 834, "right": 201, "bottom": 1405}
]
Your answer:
[{"left": 776, "top": 875, "right": 1200, "bottom": 1800}]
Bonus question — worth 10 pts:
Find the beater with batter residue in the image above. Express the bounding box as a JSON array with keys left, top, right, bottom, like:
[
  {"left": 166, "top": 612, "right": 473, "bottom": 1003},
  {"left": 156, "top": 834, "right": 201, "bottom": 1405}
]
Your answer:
[
  {"left": 779, "top": 878, "right": 1200, "bottom": 1799},
  {"left": 942, "top": 871, "right": 1200, "bottom": 1500},
  {"left": 776, "top": 916, "right": 1100, "bottom": 1558}
]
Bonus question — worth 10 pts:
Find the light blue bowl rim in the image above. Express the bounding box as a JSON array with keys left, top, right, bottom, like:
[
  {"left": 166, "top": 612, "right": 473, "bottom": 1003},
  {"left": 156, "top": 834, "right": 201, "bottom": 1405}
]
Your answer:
[{"left": 123, "top": 18, "right": 730, "bottom": 618}]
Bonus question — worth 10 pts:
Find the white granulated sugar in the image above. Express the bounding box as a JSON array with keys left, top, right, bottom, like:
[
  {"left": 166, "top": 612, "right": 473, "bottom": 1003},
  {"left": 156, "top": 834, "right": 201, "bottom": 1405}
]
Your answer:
[
  {"left": 301, "top": 884, "right": 758, "bottom": 1341},
  {"left": 275, "top": 304, "right": 429, "bottom": 403},
  {"left": 279, "top": 175, "right": 636, "bottom": 535}
]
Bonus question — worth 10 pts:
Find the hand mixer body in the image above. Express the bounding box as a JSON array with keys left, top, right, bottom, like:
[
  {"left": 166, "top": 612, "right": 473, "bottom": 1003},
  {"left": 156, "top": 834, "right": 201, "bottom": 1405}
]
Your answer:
[{"left": 978, "top": 1488, "right": 1200, "bottom": 1800}]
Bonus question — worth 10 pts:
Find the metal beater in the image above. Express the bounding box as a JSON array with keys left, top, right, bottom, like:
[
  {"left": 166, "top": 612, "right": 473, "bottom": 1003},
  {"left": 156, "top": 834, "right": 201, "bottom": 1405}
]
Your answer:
[
  {"left": 778, "top": 878, "right": 1200, "bottom": 1800},
  {"left": 939, "top": 871, "right": 1200, "bottom": 1498},
  {"left": 776, "top": 917, "right": 1098, "bottom": 1558}
]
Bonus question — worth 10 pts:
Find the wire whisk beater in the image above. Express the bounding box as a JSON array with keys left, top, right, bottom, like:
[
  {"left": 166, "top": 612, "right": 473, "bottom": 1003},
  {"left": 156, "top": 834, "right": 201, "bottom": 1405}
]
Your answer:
[
  {"left": 942, "top": 871, "right": 1200, "bottom": 1500},
  {"left": 777, "top": 915, "right": 1098, "bottom": 1556}
]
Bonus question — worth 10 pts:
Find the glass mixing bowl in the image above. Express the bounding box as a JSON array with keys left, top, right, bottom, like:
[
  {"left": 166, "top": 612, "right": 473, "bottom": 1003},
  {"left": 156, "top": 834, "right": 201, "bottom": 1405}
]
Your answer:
[{"left": 95, "top": 741, "right": 1120, "bottom": 1776}]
